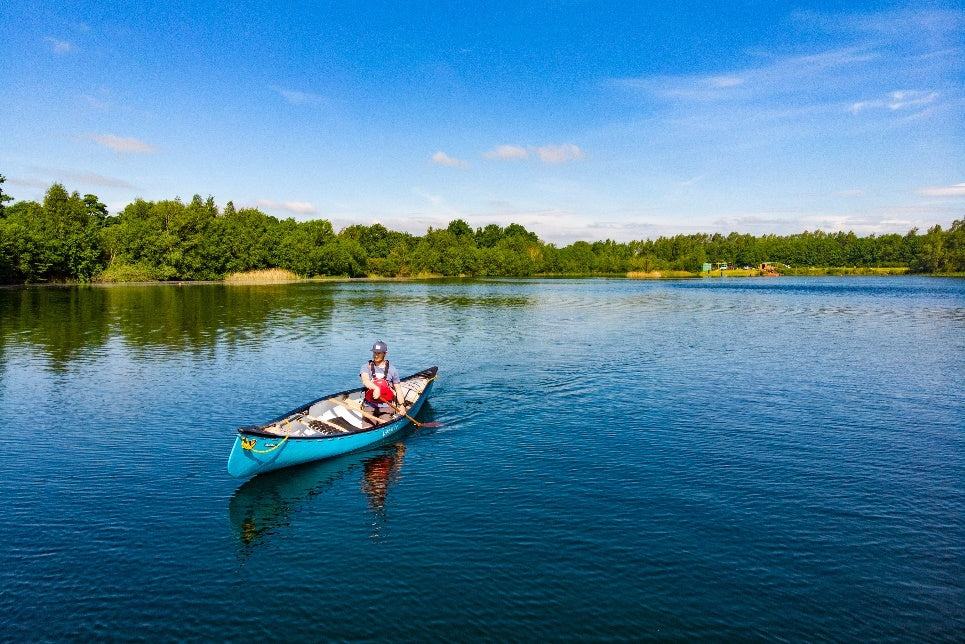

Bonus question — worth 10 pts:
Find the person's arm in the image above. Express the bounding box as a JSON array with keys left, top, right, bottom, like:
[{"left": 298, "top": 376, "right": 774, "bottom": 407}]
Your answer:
[
  {"left": 360, "top": 371, "right": 381, "bottom": 398},
  {"left": 389, "top": 366, "right": 406, "bottom": 409}
]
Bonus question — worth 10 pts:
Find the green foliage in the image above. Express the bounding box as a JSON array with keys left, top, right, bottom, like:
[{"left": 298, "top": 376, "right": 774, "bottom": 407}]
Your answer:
[
  {"left": 909, "top": 223, "right": 965, "bottom": 273},
  {"left": 0, "top": 185, "right": 107, "bottom": 282},
  {"left": 95, "top": 261, "right": 158, "bottom": 282},
  {"left": 1, "top": 180, "right": 962, "bottom": 283},
  {"left": 446, "top": 218, "right": 473, "bottom": 238},
  {"left": 475, "top": 223, "right": 503, "bottom": 248},
  {"left": 0, "top": 174, "right": 13, "bottom": 214}
]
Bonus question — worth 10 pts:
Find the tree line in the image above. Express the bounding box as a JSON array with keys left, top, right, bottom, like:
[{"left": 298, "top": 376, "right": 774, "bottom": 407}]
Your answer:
[{"left": 1, "top": 179, "right": 962, "bottom": 283}]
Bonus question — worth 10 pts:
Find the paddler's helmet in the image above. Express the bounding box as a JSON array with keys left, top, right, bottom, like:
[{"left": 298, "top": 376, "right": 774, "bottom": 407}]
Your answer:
[{"left": 371, "top": 340, "right": 388, "bottom": 354}]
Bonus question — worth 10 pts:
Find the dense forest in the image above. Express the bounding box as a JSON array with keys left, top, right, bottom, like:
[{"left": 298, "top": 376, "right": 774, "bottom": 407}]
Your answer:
[{"left": 1, "top": 179, "right": 962, "bottom": 283}]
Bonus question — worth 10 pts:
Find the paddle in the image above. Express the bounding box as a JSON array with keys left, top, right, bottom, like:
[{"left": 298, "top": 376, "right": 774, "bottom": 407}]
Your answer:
[{"left": 383, "top": 399, "right": 442, "bottom": 428}]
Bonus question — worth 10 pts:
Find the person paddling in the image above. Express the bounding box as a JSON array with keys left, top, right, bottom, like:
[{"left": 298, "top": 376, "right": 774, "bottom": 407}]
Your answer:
[{"left": 360, "top": 340, "right": 407, "bottom": 419}]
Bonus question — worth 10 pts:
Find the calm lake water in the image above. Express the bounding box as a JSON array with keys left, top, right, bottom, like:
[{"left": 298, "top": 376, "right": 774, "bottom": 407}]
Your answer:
[{"left": 0, "top": 277, "right": 962, "bottom": 641}]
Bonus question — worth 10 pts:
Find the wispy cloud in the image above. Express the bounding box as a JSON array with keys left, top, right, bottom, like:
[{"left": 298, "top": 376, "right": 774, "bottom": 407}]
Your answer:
[
  {"left": 708, "top": 76, "right": 744, "bottom": 88},
  {"left": 412, "top": 188, "right": 446, "bottom": 207},
  {"left": 25, "top": 167, "right": 138, "bottom": 189},
  {"left": 7, "top": 176, "right": 52, "bottom": 189},
  {"left": 615, "top": 46, "right": 880, "bottom": 105},
  {"left": 45, "top": 37, "right": 72, "bottom": 54},
  {"left": 850, "top": 90, "right": 939, "bottom": 114},
  {"left": 83, "top": 94, "right": 112, "bottom": 110},
  {"left": 614, "top": 7, "right": 962, "bottom": 131},
  {"left": 809, "top": 7, "right": 965, "bottom": 40},
  {"left": 255, "top": 199, "right": 317, "bottom": 214},
  {"left": 271, "top": 86, "right": 326, "bottom": 105},
  {"left": 80, "top": 91, "right": 154, "bottom": 119},
  {"left": 534, "top": 144, "right": 586, "bottom": 164},
  {"left": 441, "top": 207, "right": 658, "bottom": 246},
  {"left": 89, "top": 134, "right": 158, "bottom": 154},
  {"left": 65, "top": 172, "right": 138, "bottom": 189},
  {"left": 483, "top": 144, "right": 585, "bottom": 163},
  {"left": 484, "top": 145, "right": 528, "bottom": 160},
  {"left": 916, "top": 183, "right": 965, "bottom": 197},
  {"left": 431, "top": 151, "right": 470, "bottom": 168},
  {"left": 677, "top": 175, "right": 705, "bottom": 187},
  {"left": 410, "top": 188, "right": 464, "bottom": 219}
]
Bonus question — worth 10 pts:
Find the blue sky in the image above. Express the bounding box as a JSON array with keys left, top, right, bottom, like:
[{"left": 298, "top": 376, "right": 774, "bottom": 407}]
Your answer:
[{"left": 2, "top": 1, "right": 962, "bottom": 244}]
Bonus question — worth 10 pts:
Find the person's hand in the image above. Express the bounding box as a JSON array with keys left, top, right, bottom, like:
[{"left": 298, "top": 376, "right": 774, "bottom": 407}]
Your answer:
[{"left": 371, "top": 387, "right": 381, "bottom": 400}]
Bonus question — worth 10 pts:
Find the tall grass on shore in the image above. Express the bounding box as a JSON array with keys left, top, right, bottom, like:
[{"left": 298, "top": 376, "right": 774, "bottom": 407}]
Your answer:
[
  {"left": 779, "top": 266, "right": 910, "bottom": 276},
  {"left": 94, "top": 263, "right": 157, "bottom": 283},
  {"left": 224, "top": 269, "right": 300, "bottom": 283},
  {"left": 627, "top": 270, "right": 697, "bottom": 279}
]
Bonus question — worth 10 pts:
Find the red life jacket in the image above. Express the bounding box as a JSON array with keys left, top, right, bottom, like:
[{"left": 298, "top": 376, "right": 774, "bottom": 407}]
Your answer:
[{"left": 365, "top": 360, "right": 395, "bottom": 403}]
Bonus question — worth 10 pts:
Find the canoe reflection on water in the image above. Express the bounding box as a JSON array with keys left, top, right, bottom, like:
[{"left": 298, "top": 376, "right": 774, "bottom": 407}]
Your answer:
[{"left": 228, "top": 438, "right": 408, "bottom": 554}]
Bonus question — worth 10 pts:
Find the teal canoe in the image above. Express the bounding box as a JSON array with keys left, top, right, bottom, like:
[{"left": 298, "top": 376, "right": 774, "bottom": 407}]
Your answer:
[{"left": 227, "top": 366, "right": 438, "bottom": 478}]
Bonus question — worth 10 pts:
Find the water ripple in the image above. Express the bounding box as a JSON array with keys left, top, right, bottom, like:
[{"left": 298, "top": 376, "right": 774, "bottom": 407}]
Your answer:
[{"left": 0, "top": 277, "right": 962, "bottom": 640}]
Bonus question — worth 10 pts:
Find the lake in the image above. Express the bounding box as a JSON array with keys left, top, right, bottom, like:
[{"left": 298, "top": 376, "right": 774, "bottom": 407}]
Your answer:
[{"left": 0, "top": 277, "right": 962, "bottom": 641}]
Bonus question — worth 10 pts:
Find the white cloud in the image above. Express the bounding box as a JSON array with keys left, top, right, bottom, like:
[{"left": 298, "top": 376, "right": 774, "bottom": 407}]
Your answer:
[
  {"left": 534, "top": 144, "right": 586, "bottom": 164},
  {"left": 256, "top": 199, "right": 317, "bottom": 214},
  {"left": 83, "top": 94, "right": 111, "bottom": 110},
  {"left": 851, "top": 90, "right": 939, "bottom": 114},
  {"left": 483, "top": 145, "right": 528, "bottom": 160},
  {"left": 431, "top": 151, "right": 470, "bottom": 168},
  {"left": 483, "top": 143, "right": 585, "bottom": 163},
  {"left": 12, "top": 169, "right": 138, "bottom": 201},
  {"left": 615, "top": 7, "right": 960, "bottom": 118},
  {"left": 887, "top": 90, "right": 940, "bottom": 110},
  {"left": 64, "top": 171, "right": 137, "bottom": 189},
  {"left": 8, "top": 176, "right": 53, "bottom": 189},
  {"left": 412, "top": 188, "right": 447, "bottom": 208},
  {"left": 271, "top": 87, "right": 325, "bottom": 105},
  {"left": 708, "top": 76, "right": 745, "bottom": 88},
  {"left": 411, "top": 188, "right": 466, "bottom": 218},
  {"left": 916, "top": 183, "right": 965, "bottom": 197},
  {"left": 607, "top": 9, "right": 962, "bottom": 181},
  {"left": 617, "top": 46, "right": 879, "bottom": 104},
  {"left": 89, "top": 134, "right": 157, "bottom": 154},
  {"left": 45, "top": 37, "right": 71, "bottom": 54}
]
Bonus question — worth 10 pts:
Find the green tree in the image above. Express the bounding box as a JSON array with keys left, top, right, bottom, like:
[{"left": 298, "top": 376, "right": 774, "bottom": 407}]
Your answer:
[
  {"left": 339, "top": 223, "right": 393, "bottom": 259},
  {"left": 0, "top": 174, "right": 12, "bottom": 215},
  {"left": 558, "top": 241, "right": 597, "bottom": 273},
  {"left": 475, "top": 223, "right": 503, "bottom": 248},
  {"left": 446, "top": 218, "right": 473, "bottom": 238},
  {"left": 946, "top": 220, "right": 965, "bottom": 272},
  {"left": 27, "top": 184, "right": 107, "bottom": 280},
  {"left": 411, "top": 228, "right": 476, "bottom": 275},
  {"left": 911, "top": 225, "right": 950, "bottom": 273},
  {"left": 319, "top": 238, "right": 367, "bottom": 276}
]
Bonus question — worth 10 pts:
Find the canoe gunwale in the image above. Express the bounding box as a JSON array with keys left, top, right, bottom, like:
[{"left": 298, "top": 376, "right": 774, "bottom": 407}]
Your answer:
[{"left": 236, "top": 366, "right": 438, "bottom": 440}]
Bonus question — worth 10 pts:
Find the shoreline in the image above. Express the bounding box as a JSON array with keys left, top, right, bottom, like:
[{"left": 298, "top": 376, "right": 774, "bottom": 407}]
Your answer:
[{"left": 4, "top": 269, "right": 964, "bottom": 288}]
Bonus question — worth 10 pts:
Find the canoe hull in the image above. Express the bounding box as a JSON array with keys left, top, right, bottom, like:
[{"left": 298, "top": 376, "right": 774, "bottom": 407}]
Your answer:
[{"left": 227, "top": 367, "right": 436, "bottom": 478}]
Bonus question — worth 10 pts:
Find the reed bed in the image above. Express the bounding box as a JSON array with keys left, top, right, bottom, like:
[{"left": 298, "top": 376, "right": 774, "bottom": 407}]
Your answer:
[
  {"left": 626, "top": 270, "right": 697, "bottom": 279},
  {"left": 224, "top": 269, "right": 300, "bottom": 283}
]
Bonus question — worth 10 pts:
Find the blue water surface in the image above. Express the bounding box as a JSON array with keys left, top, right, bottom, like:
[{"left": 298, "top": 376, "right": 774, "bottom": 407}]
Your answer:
[{"left": 0, "top": 277, "right": 962, "bottom": 641}]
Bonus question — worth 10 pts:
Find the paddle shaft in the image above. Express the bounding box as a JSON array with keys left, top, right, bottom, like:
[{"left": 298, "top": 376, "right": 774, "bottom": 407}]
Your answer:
[{"left": 382, "top": 399, "right": 426, "bottom": 427}]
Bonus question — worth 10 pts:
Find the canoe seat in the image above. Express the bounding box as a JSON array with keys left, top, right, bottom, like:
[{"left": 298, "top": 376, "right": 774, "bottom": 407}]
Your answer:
[
  {"left": 333, "top": 402, "right": 366, "bottom": 429},
  {"left": 306, "top": 417, "right": 353, "bottom": 434}
]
